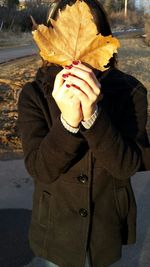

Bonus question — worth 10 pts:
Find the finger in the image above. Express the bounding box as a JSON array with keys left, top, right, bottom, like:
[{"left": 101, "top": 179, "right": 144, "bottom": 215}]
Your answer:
[
  {"left": 64, "top": 61, "right": 91, "bottom": 73},
  {"left": 71, "top": 84, "right": 88, "bottom": 103},
  {"left": 53, "top": 69, "right": 70, "bottom": 95},
  {"left": 72, "top": 61, "right": 92, "bottom": 72},
  {"left": 71, "top": 61, "right": 102, "bottom": 92},
  {"left": 63, "top": 74, "right": 95, "bottom": 100},
  {"left": 56, "top": 81, "right": 76, "bottom": 100},
  {"left": 65, "top": 66, "right": 101, "bottom": 95}
]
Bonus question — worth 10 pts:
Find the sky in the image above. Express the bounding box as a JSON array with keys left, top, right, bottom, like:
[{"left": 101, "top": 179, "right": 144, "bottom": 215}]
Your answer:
[{"left": 135, "top": 0, "right": 150, "bottom": 9}]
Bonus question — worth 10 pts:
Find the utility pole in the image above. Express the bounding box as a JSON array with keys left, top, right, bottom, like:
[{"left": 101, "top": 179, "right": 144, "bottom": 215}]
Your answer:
[{"left": 124, "top": 0, "right": 128, "bottom": 18}]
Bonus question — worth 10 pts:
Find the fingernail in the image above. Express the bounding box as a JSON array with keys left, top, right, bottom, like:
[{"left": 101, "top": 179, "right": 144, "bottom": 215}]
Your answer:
[
  {"left": 72, "top": 60, "right": 80, "bottom": 65},
  {"left": 66, "top": 84, "right": 71, "bottom": 88},
  {"left": 73, "top": 84, "right": 80, "bottom": 89},
  {"left": 62, "top": 74, "right": 69, "bottom": 78},
  {"left": 65, "top": 65, "right": 72, "bottom": 69}
]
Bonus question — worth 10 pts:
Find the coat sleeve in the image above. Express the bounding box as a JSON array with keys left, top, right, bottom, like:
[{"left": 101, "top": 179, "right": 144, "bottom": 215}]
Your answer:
[
  {"left": 17, "top": 82, "right": 85, "bottom": 183},
  {"left": 81, "top": 83, "right": 149, "bottom": 179}
]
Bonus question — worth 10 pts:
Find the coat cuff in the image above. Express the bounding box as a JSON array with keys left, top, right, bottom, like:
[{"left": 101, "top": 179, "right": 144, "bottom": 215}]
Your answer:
[
  {"left": 48, "top": 116, "right": 84, "bottom": 154},
  {"left": 80, "top": 107, "right": 110, "bottom": 150}
]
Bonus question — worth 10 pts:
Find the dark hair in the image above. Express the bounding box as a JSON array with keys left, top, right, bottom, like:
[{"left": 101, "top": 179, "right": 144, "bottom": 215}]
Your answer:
[
  {"left": 48, "top": 0, "right": 112, "bottom": 36},
  {"left": 45, "top": 0, "right": 117, "bottom": 68}
]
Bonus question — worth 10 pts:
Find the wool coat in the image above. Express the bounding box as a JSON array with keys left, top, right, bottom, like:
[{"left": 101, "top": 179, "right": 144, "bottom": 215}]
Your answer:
[{"left": 18, "top": 66, "right": 150, "bottom": 267}]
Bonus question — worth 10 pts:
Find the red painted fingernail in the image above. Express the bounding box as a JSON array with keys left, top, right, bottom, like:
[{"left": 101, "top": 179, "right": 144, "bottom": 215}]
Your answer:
[
  {"left": 62, "top": 74, "right": 69, "bottom": 78},
  {"left": 66, "top": 84, "right": 71, "bottom": 88},
  {"left": 65, "top": 65, "right": 72, "bottom": 69},
  {"left": 72, "top": 60, "right": 80, "bottom": 65},
  {"left": 73, "top": 84, "right": 80, "bottom": 89}
]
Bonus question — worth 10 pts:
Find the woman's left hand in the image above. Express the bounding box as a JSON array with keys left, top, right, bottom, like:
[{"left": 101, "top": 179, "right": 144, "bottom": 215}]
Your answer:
[{"left": 62, "top": 61, "right": 103, "bottom": 121}]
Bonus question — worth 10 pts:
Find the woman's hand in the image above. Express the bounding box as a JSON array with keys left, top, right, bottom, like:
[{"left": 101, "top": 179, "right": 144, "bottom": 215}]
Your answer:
[
  {"left": 52, "top": 68, "right": 83, "bottom": 128},
  {"left": 62, "top": 61, "right": 102, "bottom": 121}
]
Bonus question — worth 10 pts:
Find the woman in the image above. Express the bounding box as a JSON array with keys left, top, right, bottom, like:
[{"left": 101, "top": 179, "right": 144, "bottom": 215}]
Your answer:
[{"left": 18, "top": 1, "right": 149, "bottom": 267}]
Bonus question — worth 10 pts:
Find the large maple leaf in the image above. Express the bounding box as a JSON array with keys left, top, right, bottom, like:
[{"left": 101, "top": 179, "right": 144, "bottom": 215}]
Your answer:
[{"left": 32, "top": 0, "right": 120, "bottom": 71}]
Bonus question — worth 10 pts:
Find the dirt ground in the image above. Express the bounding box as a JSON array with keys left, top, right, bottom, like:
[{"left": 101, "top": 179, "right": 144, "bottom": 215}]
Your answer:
[
  {"left": 0, "top": 36, "right": 150, "bottom": 159},
  {"left": 118, "top": 37, "right": 150, "bottom": 138}
]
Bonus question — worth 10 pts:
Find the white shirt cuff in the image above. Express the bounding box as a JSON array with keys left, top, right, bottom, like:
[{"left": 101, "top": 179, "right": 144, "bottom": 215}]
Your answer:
[
  {"left": 81, "top": 105, "right": 99, "bottom": 129},
  {"left": 60, "top": 114, "right": 79, "bottom": 134},
  {"left": 60, "top": 105, "right": 99, "bottom": 133}
]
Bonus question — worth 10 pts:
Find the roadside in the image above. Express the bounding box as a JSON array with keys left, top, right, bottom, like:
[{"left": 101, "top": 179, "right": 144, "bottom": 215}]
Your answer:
[
  {"left": 0, "top": 44, "right": 37, "bottom": 64},
  {"left": 0, "top": 32, "right": 33, "bottom": 49}
]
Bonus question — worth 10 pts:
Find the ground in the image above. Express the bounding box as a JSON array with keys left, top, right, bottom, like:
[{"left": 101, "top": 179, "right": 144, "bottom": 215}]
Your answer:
[{"left": 0, "top": 36, "right": 150, "bottom": 160}]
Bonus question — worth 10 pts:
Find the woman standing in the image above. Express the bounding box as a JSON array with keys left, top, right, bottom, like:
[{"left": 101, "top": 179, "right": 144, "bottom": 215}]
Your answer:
[{"left": 18, "top": 1, "right": 149, "bottom": 266}]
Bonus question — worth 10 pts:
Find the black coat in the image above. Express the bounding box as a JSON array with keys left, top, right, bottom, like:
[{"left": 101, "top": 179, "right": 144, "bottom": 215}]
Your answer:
[{"left": 18, "top": 66, "right": 150, "bottom": 267}]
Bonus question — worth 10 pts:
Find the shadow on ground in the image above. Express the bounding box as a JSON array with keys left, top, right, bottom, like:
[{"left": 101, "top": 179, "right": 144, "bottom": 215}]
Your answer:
[
  {"left": 0, "top": 209, "right": 34, "bottom": 267},
  {"left": 111, "top": 172, "right": 150, "bottom": 267}
]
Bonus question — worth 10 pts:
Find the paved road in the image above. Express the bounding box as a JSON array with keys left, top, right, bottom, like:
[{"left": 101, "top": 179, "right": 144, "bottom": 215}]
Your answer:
[
  {"left": 0, "top": 159, "right": 150, "bottom": 266},
  {"left": 0, "top": 43, "right": 38, "bottom": 64},
  {"left": 0, "top": 29, "right": 144, "bottom": 64},
  {"left": 113, "top": 28, "right": 144, "bottom": 37}
]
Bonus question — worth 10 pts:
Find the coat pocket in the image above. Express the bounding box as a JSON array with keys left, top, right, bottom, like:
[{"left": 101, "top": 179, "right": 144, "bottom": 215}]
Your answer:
[
  {"left": 114, "top": 187, "right": 129, "bottom": 222},
  {"left": 38, "top": 190, "right": 52, "bottom": 228}
]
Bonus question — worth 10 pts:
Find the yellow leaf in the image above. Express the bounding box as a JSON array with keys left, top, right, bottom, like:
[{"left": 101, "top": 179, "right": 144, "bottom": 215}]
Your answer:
[{"left": 32, "top": 0, "right": 120, "bottom": 71}]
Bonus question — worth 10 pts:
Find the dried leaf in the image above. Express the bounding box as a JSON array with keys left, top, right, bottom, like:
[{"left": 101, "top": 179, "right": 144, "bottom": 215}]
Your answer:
[{"left": 32, "top": 0, "right": 120, "bottom": 71}]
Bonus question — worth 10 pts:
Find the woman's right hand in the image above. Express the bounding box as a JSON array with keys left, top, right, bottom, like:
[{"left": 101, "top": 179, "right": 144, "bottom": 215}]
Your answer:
[{"left": 52, "top": 69, "right": 83, "bottom": 128}]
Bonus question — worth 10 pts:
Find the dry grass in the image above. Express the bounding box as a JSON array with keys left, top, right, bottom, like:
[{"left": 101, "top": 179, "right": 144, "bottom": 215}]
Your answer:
[
  {"left": 0, "top": 36, "right": 150, "bottom": 158},
  {"left": 118, "top": 37, "right": 150, "bottom": 140},
  {"left": 118, "top": 38, "right": 150, "bottom": 91},
  {"left": 0, "top": 55, "right": 42, "bottom": 158},
  {"left": 110, "top": 10, "right": 144, "bottom": 30},
  {"left": 0, "top": 32, "right": 33, "bottom": 48},
  {"left": 144, "top": 15, "right": 150, "bottom": 46}
]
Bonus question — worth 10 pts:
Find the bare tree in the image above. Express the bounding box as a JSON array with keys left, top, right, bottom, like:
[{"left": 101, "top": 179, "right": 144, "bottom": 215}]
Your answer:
[{"left": 124, "top": 0, "right": 128, "bottom": 17}]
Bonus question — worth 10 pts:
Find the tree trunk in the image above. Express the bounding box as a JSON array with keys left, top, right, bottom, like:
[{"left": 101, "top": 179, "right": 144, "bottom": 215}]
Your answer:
[{"left": 124, "top": 0, "right": 128, "bottom": 17}]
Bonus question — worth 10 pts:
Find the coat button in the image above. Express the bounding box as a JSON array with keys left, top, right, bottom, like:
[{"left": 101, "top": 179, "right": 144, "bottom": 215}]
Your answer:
[
  {"left": 79, "top": 208, "right": 88, "bottom": 217},
  {"left": 77, "top": 174, "right": 88, "bottom": 184}
]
